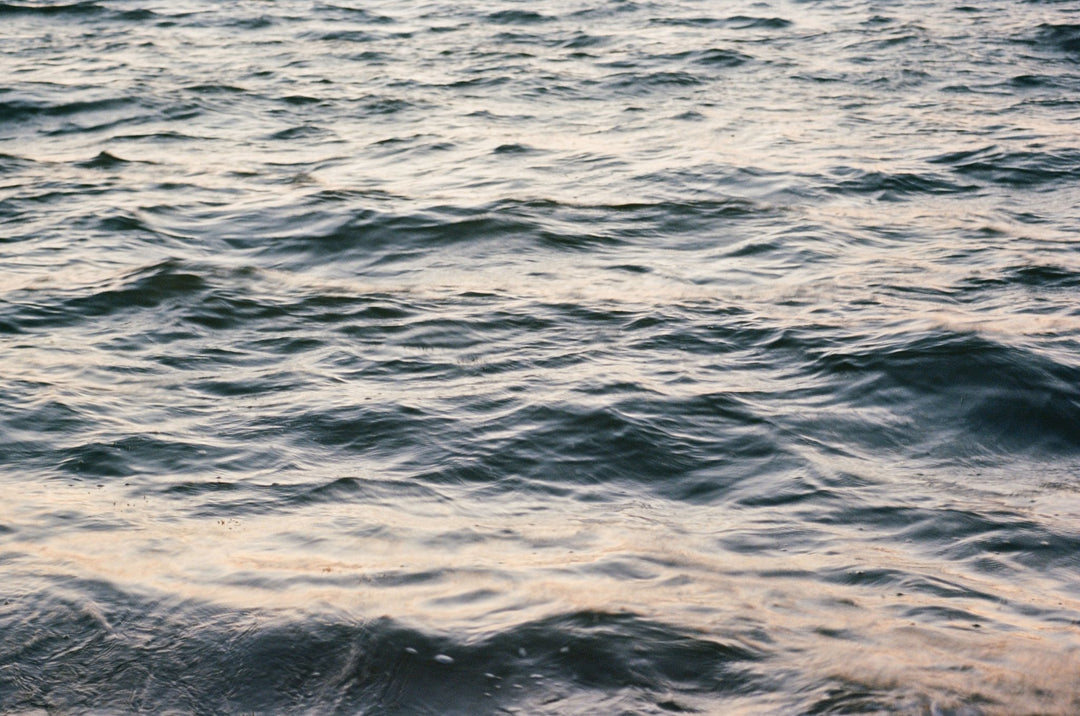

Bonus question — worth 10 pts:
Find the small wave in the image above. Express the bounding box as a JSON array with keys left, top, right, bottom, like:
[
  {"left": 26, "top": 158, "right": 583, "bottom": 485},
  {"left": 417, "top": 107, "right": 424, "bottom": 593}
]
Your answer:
[
  {"left": 424, "top": 395, "right": 787, "bottom": 503},
  {"left": 111, "top": 129, "right": 198, "bottom": 143},
  {"left": 267, "top": 124, "right": 333, "bottom": 141},
  {"left": 560, "top": 31, "right": 607, "bottom": 49},
  {"left": 694, "top": 47, "right": 754, "bottom": 67},
  {"left": 0, "top": 593, "right": 761, "bottom": 715},
  {"left": 822, "top": 502, "right": 1080, "bottom": 574},
  {"left": 486, "top": 10, "right": 552, "bottom": 25},
  {"left": 807, "top": 330, "right": 1080, "bottom": 457},
  {"left": 225, "top": 15, "right": 276, "bottom": 30},
  {"left": 1009, "top": 74, "right": 1060, "bottom": 88},
  {"left": 185, "top": 83, "right": 248, "bottom": 95},
  {"left": 960, "top": 263, "right": 1080, "bottom": 293},
  {"left": 657, "top": 48, "right": 754, "bottom": 67},
  {"left": 244, "top": 204, "right": 536, "bottom": 259},
  {"left": 825, "top": 166, "right": 975, "bottom": 198},
  {"left": 928, "top": 144, "right": 1080, "bottom": 187},
  {"left": 58, "top": 435, "right": 234, "bottom": 479},
  {"left": 308, "top": 29, "right": 379, "bottom": 42},
  {"left": 286, "top": 476, "right": 448, "bottom": 510},
  {"left": 0, "top": 260, "right": 210, "bottom": 331},
  {"left": 76, "top": 151, "right": 129, "bottom": 169},
  {"left": 116, "top": 7, "right": 156, "bottom": 21},
  {"left": 492, "top": 142, "right": 535, "bottom": 155},
  {"left": 97, "top": 214, "right": 150, "bottom": 233},
  {"left": 0, "top": 152, "right": 32, "bottom": 174},
  {"left": 0, "top": 0, "right": 155, "bottom": 21},
  {"left": 355, "top": 95, "right": 415, "bottom": 115},
  {"left": 1004, "top": 263, "right": 1080, "bottom": 289},
  {"left": 0, "top": 96, "right": 135, "bottom": 123},
  {"left": 652, "top": 15, "right": 791, "bottom": 30},
  {"left": 219, "top": 197, "right": 760, "bottom": 261},
  {"left": 315, "top": 4, "right": 395, "bottom": 23},
  {"left": 0, "top": 1, "right": 103, "bottom": 16},
  {"left": 605, "top": 70, "right": 704, "bottom": 89},
  {"left": 1, "top": 397, "right": 90, "bottom": 448},
  {"left": 266, "top": 403, "right": 451, "bottom": 463},
  {"left": 1032, "top": 23, "right": 1080, "bottom": 55},
  {"left": 725, "top": 15, "right": 792, "bottom": 30},
  {"left": 280, "top": 94, "right": 326, "bottom": 106}
]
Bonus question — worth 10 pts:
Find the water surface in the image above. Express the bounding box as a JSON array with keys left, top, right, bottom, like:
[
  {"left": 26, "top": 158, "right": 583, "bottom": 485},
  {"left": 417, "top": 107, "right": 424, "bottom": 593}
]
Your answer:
[{"left": 2, "top": 0, "right": 1080, "bottom": 713}]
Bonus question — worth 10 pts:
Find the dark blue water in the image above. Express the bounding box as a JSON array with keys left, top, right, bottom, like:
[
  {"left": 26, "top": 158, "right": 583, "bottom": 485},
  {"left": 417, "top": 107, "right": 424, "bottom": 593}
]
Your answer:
[{"left": 2, "top": 0, "right": 1080, "bottom": 713}]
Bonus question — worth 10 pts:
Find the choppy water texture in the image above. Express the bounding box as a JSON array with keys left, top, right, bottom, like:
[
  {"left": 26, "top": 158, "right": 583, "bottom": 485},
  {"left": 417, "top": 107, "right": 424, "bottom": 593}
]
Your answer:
[{"left": 2, "top": 0, "right": 1080, "bottom": 713}]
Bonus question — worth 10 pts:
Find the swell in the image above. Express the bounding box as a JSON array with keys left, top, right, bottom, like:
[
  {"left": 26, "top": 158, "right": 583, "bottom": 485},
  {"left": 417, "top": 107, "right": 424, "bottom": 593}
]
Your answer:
[
  {"left": 7, "top": 254, "right": 1077, "bottom": 495},
  {"left": 650, "top": 15, "right": 792, "bottom": 30},
  {"left": 0, "top": 589, "right": 762, "bottom": 715},
  {"left": 0, "top": 97, "right": 139, "bottom": 124},
  {"left": 0, "top": 260, "right": 209, "bottom": 332},
  {"left": 1023, "top": 23, "right": 1080, "bottom": 56},
  {"left": 797, "top": 329, "right": 1080, "bottom": 459},
  {"left": 824, "top": 166, "right": 977, "bottom": 198},
  {"left": 432, "top": 397, "right": 791, "bottom": 503},
  {"left": 136, "top": 195, "right": 768, "bottom": 262},
  {"left": 814, "top": 501, "right": 1080, "bottom": 573},
  {"left": 0, "top": 0, "right": 157, "bottom": 21},
  {"left": 929, "top": 145, "right": 1080, "bottom": 188},
  {"left": 0, "top": 1, "right": 107, "bottom": 17}
]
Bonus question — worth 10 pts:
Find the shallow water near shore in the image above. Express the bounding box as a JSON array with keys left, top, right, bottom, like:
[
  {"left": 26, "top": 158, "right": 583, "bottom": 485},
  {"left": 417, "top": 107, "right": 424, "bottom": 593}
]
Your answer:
[{"left": 2, "top": 0, "right": 1080, "bottom": 713}]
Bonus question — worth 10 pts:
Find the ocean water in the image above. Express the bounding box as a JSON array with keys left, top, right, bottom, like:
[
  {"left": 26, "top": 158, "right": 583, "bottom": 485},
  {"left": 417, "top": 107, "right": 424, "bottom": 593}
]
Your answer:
[{"left": 2, "top": 0, "right": 1080, "bottom": 713}]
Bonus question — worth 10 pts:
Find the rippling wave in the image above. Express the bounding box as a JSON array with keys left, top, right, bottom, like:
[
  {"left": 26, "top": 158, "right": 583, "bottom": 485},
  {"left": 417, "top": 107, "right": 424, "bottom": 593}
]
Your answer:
[{"left": 2, "top": 0, "right": 1080, "bottom": 713}]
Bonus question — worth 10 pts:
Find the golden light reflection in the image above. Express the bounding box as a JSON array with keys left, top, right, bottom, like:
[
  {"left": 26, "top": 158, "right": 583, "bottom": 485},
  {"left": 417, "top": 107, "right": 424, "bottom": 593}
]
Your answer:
[{"left": 3, "top": 475, "right": 1079, "bottom": 712}]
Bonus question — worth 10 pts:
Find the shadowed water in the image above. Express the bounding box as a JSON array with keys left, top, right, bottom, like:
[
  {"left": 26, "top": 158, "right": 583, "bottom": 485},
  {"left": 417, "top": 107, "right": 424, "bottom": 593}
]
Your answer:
[{"left": 2, "top": 0, "right": 1080, "bottom": 713}]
